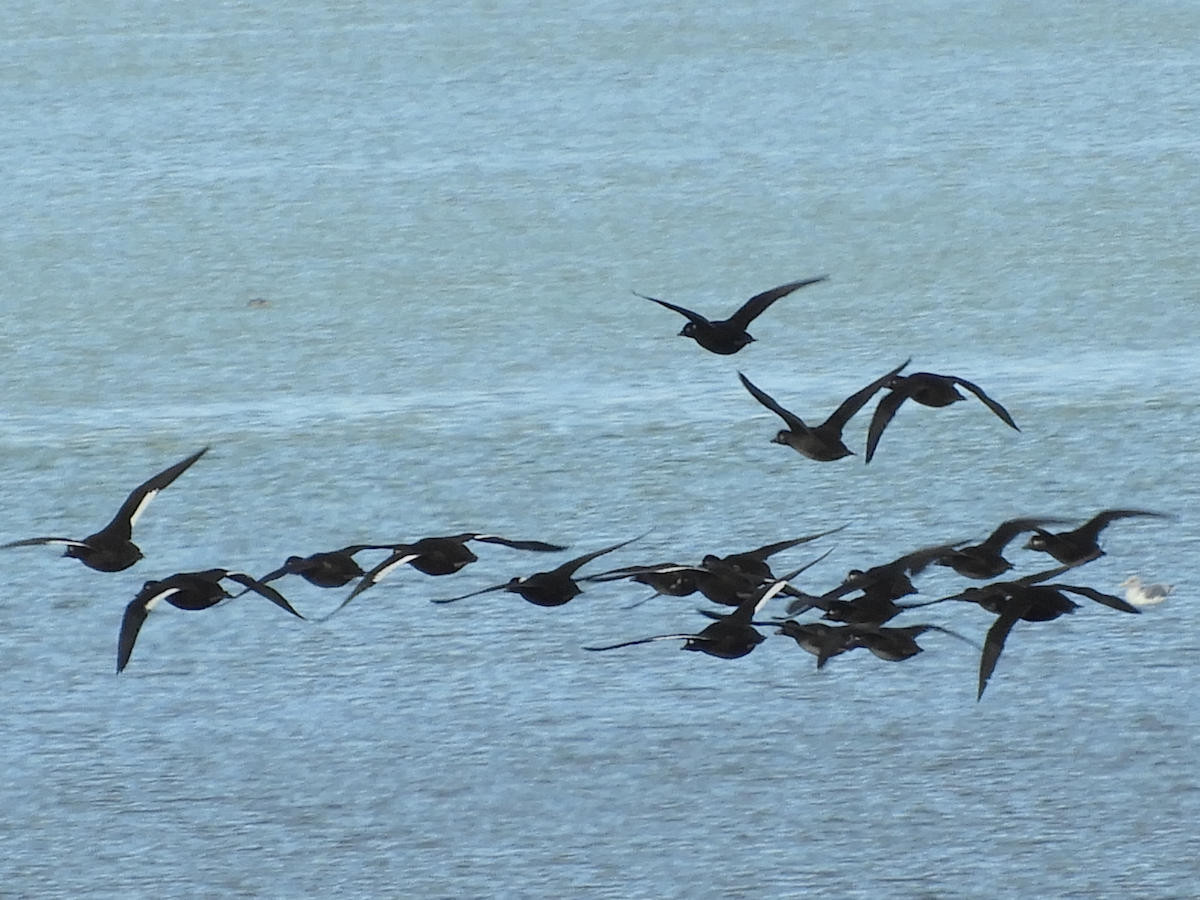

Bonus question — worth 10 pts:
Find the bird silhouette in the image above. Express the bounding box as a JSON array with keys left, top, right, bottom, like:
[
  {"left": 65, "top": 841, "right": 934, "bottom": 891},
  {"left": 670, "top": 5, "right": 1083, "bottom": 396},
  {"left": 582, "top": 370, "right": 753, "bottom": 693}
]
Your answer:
[
  {"left": 636, "top": 277, "right": 828, "bottom": 355},
  {"left": 584, "top": 568, "right": 800, "bottom": 659},
  {"left": 935, "top": 517, "right": 1070, "bottom": 580},
  {"left": 865, "top": 370, "right": 1019, "bottom": 462},
  {"left": 738, "top": 361, "right": 909, "bottom": 461},
  {"left": 1024, "top": 509, "right": 1169, "bottom": 567},
  {"left": 117, "top": 568, "right": 302, "bottom": 673},
  {"left": 432, "top": 535, "right": 643, "bottom": 608},
  {"left": 3, "top": 446, "right": 209, "bottom": 572}
]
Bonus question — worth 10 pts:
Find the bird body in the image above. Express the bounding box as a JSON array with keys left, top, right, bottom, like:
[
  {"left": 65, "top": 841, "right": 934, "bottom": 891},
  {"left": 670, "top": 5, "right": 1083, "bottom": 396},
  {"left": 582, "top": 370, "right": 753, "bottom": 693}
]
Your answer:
[
  {"left": 865, "top": 371, "right": 1019, "bottom": 463},
  {"left": 739, "top": 361, "right": 910, "bottom": 461},
  {"left": 1120, "top": 575, "right": 1173, "bottom": 607},
  {"left": 117, "top": 568, "right": 302, "bottom": 673},
  {"left": 638, "top": 277, "right": 828, "bottom": 355},
  {"left": 3, "top": 447, "right": 209, "bottom": 572}
]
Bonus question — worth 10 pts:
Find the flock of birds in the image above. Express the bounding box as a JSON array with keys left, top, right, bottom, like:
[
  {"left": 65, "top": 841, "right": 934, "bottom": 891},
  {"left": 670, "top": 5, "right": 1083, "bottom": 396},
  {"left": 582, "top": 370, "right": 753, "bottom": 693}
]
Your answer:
[{"left": 5, "top": 277, "right": 1175, "bottom": 697}]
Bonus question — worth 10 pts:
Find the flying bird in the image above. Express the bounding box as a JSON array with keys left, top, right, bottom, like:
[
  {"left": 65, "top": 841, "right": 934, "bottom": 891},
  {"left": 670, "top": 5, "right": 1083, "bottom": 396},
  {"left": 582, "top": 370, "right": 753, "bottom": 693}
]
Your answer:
[
  {"left": 935, "top": 517, "right": 1070, "bottom": 580},
  {"left": 117, "top": 568, "right": 302, "bottom": 673},
  {"left": 637, "top": 276, "right": 828, "bottom": 355},
  {"left": 865, "top": 370, "right": 1020, "bottom": 462},
  {"left": 1023, "top": 509, "right": 1169, "bottom": 567},
  {"left": 319, "top": 532, "right": 568, "bottom": 619},
  {"left": 2, "top": 446, "right": 209, "bottom": 572},
  {"left": 433, "top": 535, "right": 643, "bottom": 607},
  {"left": 738, "top": 361, "right": 909, "bottom": 461}
]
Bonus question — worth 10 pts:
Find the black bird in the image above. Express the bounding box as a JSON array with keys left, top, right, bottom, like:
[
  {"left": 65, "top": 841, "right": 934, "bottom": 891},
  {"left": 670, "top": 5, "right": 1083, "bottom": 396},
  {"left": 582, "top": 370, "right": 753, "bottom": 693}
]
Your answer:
[
  {"left": 2, "top": 447, "right": 209, "bottom": 572},
  {"left": 320, "top": 533, "right": 568, "bottom": 619},
  {"left": 1023, "top": 509, "right": 1169, "bottom": 567},
  {"left": 636, "top": 277, "right": 828, "bottom": 355},
  {"left": 788, "top": 541, "right": 957, "bottom": 621},
  {"left": 739, "top": 361, "right": 910, "bottom": 461},
  {"left": 777, "top": 621, "right": 971, "bottom": 668},
  {"left": 865, "top": 371, "right": 1020, "bottom": 463},
  {"left": 587, "top": 528, "right": 842, "bottom": 608},
  {"left": 585, "top": 570, "right": 799, "bottom": 659},
  {"left": 433, "top": 536, "right": 643, "bottom": 607},
  {"left": 117, "top": 569, "right": 303, "bottom": 673},
  {"left": 257, "top": 544, "right": 395, "bottom": 589},
  {"left": 971, "top": 579, "right": 1139, "bottom": 700},
  {"left": 935, "top": 517, "right": 1070, "bottom": 580}
]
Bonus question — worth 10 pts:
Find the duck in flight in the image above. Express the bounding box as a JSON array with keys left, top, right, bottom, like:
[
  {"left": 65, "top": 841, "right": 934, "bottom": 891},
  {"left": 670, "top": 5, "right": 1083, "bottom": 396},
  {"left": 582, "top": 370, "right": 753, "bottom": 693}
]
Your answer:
[
  {"left": 1023, "top": 509, "right": 1169, "bottom": 567},
  {"left": 738, "top": 361, "right": 909, "bottom": 461},
  {"left": 934, "top": 517, "right": 1070, "bottom": 580},
  {"left": 117, "top": 568, "right": 303, "bottom": 673},
  {"left": 2, "top": 446, "right": 209, "bottom": 573},
  {"left": 865, "top": 370, "right": 1020, "bottom": 463},
  {"left": 584, "top": 567, "right": 802, "bottom": 660},
  {"left": 256, "top": 544, "right": 396, "bottom": 589},
  {"left": 317, "top": 533, "right": 568, "bottom": 619},
  {"left": 636, "top": 277, "right": 828, "bottom": 355},
  {"left": 432, "top": 535, "right": 643, "bottom": 607}
]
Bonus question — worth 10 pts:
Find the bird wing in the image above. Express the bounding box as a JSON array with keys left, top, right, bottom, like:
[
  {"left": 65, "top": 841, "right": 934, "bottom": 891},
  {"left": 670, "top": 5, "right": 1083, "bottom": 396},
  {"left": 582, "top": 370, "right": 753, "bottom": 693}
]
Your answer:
[
  {"left": 320, "top": 551, "right": 421, "bottom": 619},
  {"left": 430, "top": 583, "right": 511, "bottom": 604},
  {"left": 553, "top": 534, "right": 645, "bottom": 579},
  {"left": 634, "top": 293, "right": 713, "bottom": 328},
  {"left": 104, "top": 446, "right": 210, "bottom": 539},
  {"left": 116, "top": 585, "right": 181, "bottom": 673},
  {"left": 584, "top": 634, "right": 699, "bottom": 652},
  {"left": 724, "top": 276, "right": 828, "bottom": 331},
  {"left": 950, "top": 378, "right": 1020, "bottom": 431},
  {"left": 864, "top": 388, "right": 910, "bottom": 463},
  {"left": 980, "top": 517, "right": 1069, "bottom": 552},
  {"left": 738, "top": 372, "right": 810, "bottom": 433},
  {"left": 1, "top": 536, "right": 90, "bottom": 550},
  {"left": 1055, "top": 583, "right": 1140, "bottom": 614},
  {"left": 824, "top": 359, "right": 911, "bottom": 433},
  {"left": 1075, "top": 509, "right": 1169, "bottom": 542},
  {"left": 470, "top": 535, "right": 569, "bottom": 552},
  {"left": 978, "top": 599, "right": 1029, "bottom": 700},
  {"left": 732, "top": 526, "right": 847, "bottom": 563},
  {"left": 223, "top": 572, "right": 304, "bottom": 618}
]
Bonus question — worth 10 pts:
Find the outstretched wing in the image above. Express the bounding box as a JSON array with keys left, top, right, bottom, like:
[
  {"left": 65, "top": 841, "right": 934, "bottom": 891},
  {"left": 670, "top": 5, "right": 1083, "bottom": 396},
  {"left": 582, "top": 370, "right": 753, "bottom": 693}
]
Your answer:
[
  {"left": 470, "top": 535, "right": 568, "bottom": 552},
  {"left": 1, "top": 536, "right": 90, "bottom": 550},
  {"left": 103, "top": 446, "right": 210, "bottom": 540},
  {"left": 950, "top": 378, "right": 1020, "bottom": 431},
  {"left": 320, "top": 551, "right": 420, "bottom": 620},
  {"left": 116, "top": 584, "right": 181, "bottom": 674},
  {"left": 553, "top": 534, "right": 646, "bottom": 579},
  {"left": 825, "top": 359, "right": 911, "bottom": 434},
  {"left": 584, "top": 633, "right": 698, "bottom": 652},
  {"left": 978, "top": 600, "right": 1028, "bottom": 700},
  {"left": 635, "top": 293, "right": 713, "bottom": 329},
  {"left": 224, "top": 572, "right": 304, "bottom": 618},
  {"left": 738, "top": 372, "right": 810, "bottom": 433},
  {"left": 724, "top": 276, "right": 828, "bottom": 331},
  {"left": 864, "top": 388, "right": 910, "bottom": 463},
  {"left": 1055, "top": 583, "right": 1140, "bottom": 614}
]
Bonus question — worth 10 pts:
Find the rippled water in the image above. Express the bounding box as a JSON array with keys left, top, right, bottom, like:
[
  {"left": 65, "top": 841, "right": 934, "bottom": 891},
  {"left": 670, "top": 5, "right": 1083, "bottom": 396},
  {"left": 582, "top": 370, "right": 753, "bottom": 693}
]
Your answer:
[{"left": 3, "top": 2, "right": 1199, "bottom": 898}]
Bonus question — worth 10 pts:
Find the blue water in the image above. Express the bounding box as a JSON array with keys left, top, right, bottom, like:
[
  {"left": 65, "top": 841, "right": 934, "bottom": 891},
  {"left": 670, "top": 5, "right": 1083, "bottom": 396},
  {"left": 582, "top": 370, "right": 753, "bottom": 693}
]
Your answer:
[{"left": 3, "top": 2, "right": 1199, "bottom": 897}]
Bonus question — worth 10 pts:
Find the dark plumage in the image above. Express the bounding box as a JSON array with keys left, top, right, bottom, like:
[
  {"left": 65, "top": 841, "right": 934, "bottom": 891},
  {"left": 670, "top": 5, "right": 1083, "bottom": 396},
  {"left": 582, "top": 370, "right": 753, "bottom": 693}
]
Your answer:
[
  {"left": 2, "top": 447, "right": 209, "bottom": 573},
  {"left": 637, "top": 277, "right": 828, "bottom": 355},
  {"left": 321, "top": 532, "right": 568, "bottom": 619},
  {"left": 584, "top": 570, "right": 798, "bottom": 659},
  {"left": 1023, "top": 509, "right": 1169, "bottom": 567},
  {"left": 865, "top": 371, "right": 1020, "bottom": 463},
  {"left": 935, "top": 517, "right": 1070, "bottom": 579},
  {"left": 257, "top": 544, "right": 394, "bottom": 589},
  {"left": 433, "top": 536, "right": 641, "bottom": 608},
  {"left": 739, "top": 361, "right": 910, "bottom": 461},
  {"left": 117, "top": 569, "right": 302, "bottom": 673}
]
